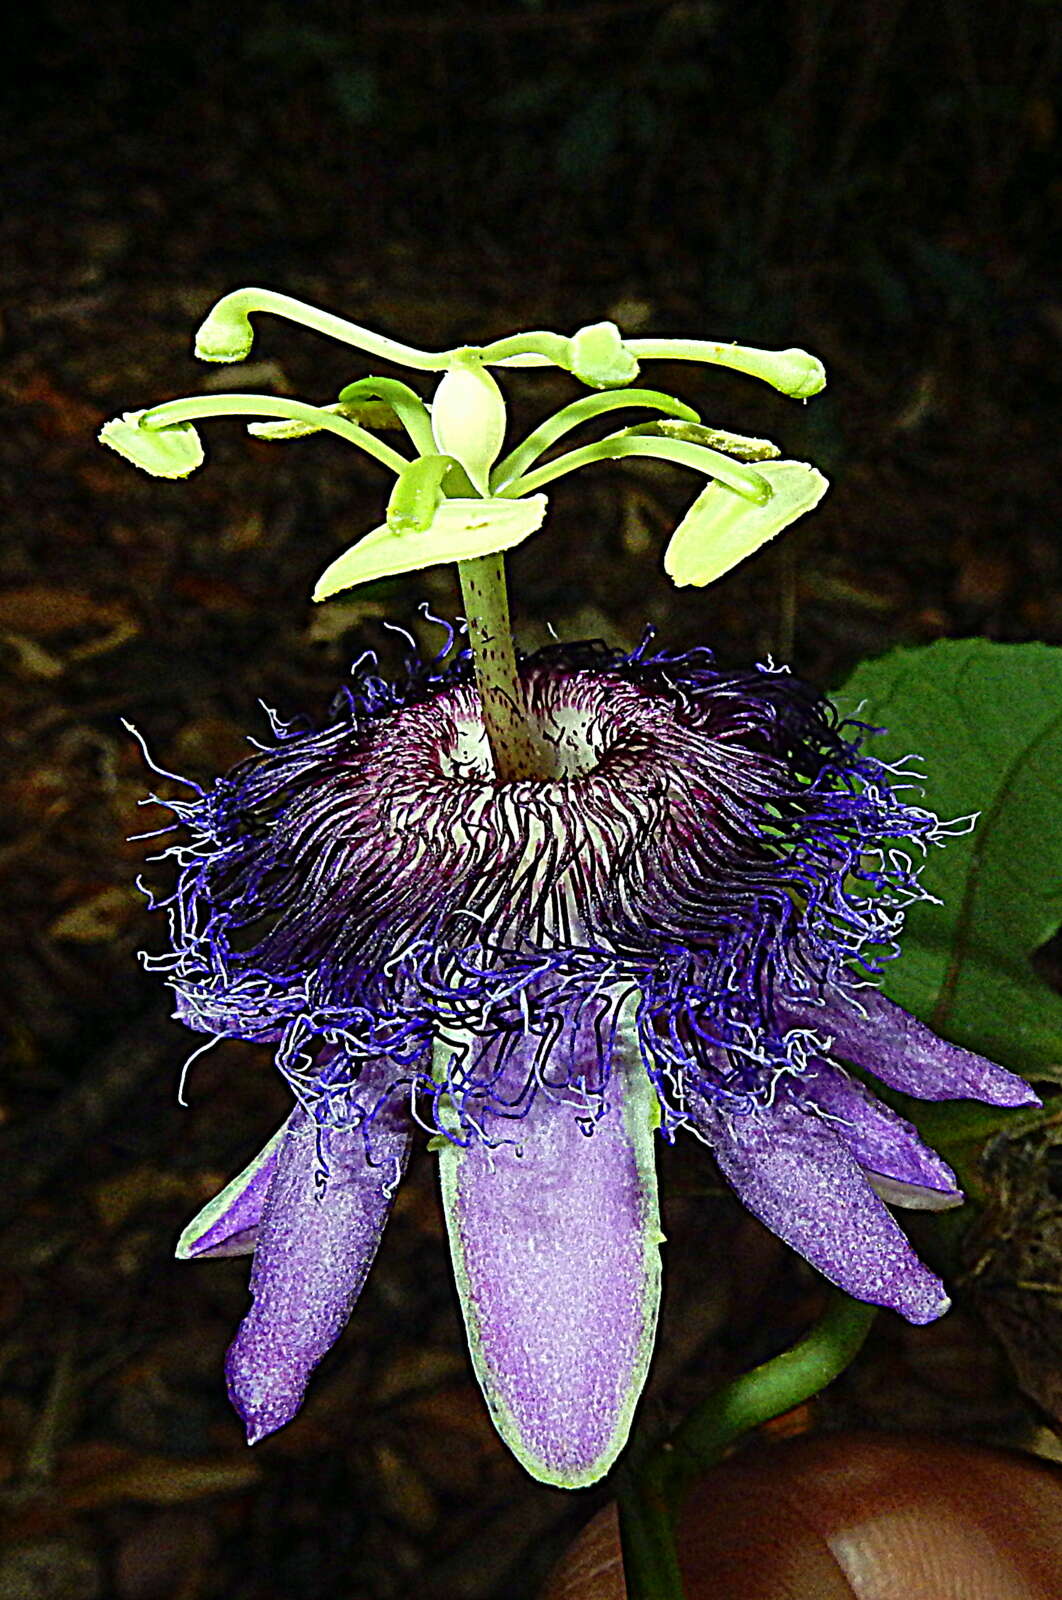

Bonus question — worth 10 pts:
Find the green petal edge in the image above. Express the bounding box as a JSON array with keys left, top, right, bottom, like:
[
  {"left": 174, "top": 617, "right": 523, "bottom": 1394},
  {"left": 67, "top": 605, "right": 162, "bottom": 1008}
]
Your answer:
[{"left": 176, "top": 1119, "right": 288, "bottom": 1259}]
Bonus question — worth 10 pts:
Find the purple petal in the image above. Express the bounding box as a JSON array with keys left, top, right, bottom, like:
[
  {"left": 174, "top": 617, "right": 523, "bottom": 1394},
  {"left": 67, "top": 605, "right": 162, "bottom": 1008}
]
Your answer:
[
  {"left": 176, "top": 1117, "right": 289, "bottom": 1259},
  {"left": 794, "top": 1060, "right": 963, "bottom": 1210},
  {"left": 694, "top": 1094, "right": 950, "bottom": 1324},
  {"left": 437, "top": 1016, "right": 662, "bottom": 1488},
  {"left": 225, "top": 1092, "right": 411, "bottom": 1444},
  {"left": 783, "top": 989, "right": 1039, "bottom": 1107}
]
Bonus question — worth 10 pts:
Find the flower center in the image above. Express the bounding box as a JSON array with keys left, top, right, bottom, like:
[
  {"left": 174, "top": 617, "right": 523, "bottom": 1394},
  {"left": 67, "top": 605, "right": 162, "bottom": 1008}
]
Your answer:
[{"left": 434, "top": 669, "right": 630, "bottom": 784}]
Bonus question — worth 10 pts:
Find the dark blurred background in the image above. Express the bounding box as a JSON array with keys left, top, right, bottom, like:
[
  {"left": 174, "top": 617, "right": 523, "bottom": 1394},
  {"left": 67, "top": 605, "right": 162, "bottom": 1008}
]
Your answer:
[{"left": 1, "top": 3, "right": 1061, "bottom": 1597}]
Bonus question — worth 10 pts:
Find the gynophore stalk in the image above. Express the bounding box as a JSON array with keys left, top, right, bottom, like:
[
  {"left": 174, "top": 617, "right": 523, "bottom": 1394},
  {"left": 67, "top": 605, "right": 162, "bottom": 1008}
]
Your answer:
[{"left": 457, "top": 552, "right": 551, "bottom": 782}]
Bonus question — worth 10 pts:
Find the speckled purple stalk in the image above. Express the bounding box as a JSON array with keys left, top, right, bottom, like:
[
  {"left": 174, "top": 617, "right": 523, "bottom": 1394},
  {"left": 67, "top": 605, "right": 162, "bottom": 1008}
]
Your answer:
[{"left": 457, "top": 552, "right": 550, "bottom": 782}]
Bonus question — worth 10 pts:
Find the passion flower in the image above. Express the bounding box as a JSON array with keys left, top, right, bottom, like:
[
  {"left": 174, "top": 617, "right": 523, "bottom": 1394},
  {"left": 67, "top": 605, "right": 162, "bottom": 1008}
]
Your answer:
[{"left": 144, "top": 636, "right": 1035, "bottom": 1488}]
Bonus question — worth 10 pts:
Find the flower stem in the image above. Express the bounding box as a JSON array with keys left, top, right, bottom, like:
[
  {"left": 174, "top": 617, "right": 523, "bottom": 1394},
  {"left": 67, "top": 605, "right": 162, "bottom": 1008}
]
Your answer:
[
  {"left": 617, "top": 1456, "right": 687, "bottom": 1600},
  {"left": 457, "top": 553, "right": 551, "bottom": 782},
  {"left": 666, "top": 1290, "right": 877, "bottom": 1499},
  {"left": 618, "top": 1291, "right": 877, "bottom": 1600}
]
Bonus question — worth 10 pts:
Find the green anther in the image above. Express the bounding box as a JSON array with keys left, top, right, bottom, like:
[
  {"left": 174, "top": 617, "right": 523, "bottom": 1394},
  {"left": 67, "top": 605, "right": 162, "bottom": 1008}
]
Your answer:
[
  {"left": 623, "top": 419, "right": 781, "bottom": 462},
  {"left": 194, "top": 301, "right": 256, "bottom": 363},
  {"left": 247, "top": 403, "right": 358, "bottom": 441},
  {"left": 386, "top": 455, "right": 453, "bottom": 534},
  {"left": 336, "top": 401, "right": 404, "bottom": 431},
  {"left": 98, "top": 411, "right": 205, "bottom": 478},
  {"left": 248, "top": 400, "right": 406, "bottom": 439},
  {"left": 664, "top": 459, "right": 828, "bottom": 588}
]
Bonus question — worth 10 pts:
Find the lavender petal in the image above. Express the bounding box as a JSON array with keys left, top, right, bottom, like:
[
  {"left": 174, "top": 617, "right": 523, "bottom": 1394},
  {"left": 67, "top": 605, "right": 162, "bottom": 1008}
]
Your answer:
[
  {"left": 176, "top": 1117, "right": 289, "bottom": 1260},
  {"left": 784, "top": 988, "right": 1039, "bottom": 1107},
  {"left": 795, "top": 1060, "right": 963, "bottom": 1210},
  {"left": 695, "top": 1093, "right": 951, "bottom": 1324},
  {"left": 225, "top": 1093, "right": 411, "bottom": 1444},
  {"left": 437, "top": 1015, "right": 663, "bottom": 1488}
]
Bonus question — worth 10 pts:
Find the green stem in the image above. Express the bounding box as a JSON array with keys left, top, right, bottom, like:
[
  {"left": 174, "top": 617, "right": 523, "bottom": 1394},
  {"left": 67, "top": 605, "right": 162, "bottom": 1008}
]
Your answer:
[
  {"left": 619, "top": 1292, "right": 877, "bottom": 1600},
  {"left": 617, "top": 1456, "right": 686, "bottom": 1600},
  {"left": 456, "top": 554, "right": 551, "bottom": 782},
  {"left": 666, "top": 1291, "right": 876, "bottom": 1499},
  {"left": 141, "top": 394, "right": 409, "bottom": 475}
]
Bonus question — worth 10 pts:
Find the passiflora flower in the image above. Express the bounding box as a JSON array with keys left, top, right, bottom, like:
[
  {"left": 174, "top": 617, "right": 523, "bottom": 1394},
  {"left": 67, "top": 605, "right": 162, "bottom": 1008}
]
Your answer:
[{"left": 145, "top": 635, "right": 1035, "bottom": 1488}]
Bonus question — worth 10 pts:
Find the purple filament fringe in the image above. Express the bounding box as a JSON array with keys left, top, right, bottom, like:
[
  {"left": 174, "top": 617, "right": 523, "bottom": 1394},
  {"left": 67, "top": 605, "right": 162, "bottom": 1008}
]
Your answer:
[{"left": 134, "top": 631, "right": 957, "bottom": 1153}]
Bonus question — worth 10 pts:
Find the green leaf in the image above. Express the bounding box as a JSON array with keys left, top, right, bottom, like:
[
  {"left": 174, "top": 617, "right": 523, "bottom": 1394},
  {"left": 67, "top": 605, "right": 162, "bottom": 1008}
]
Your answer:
[
  {"left": 98, "top": 411, "right": 205, "bottom": 478},
  {"left": 833, "top": 640, "right": 1062, "bottom": 1079},
  {"left": 312, "top": 495, "right": 548, "bottom": 600},
  {"left": 663, "top": 459, "right": 828, "bottom": 587}
]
